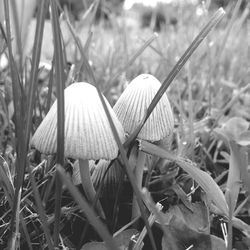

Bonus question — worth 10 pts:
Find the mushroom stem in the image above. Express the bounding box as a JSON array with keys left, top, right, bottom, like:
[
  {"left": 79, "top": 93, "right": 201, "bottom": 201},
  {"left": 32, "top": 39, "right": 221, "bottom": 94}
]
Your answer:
[
  {"left": 132, "top": 150, "right": 147, "bottom": 219},
  {"left": 79, "top": 159, "right": 106, "bottom": 219}
]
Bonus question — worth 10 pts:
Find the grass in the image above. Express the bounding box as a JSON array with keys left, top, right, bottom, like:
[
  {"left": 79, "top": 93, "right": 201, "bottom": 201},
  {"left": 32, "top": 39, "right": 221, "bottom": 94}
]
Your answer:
[{"left": 0, "top": 0, "right": 250, "bottom": 249}]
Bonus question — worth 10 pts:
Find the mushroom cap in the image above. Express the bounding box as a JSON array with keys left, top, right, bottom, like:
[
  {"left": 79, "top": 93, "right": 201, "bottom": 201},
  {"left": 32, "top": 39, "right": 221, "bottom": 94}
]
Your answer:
[
  {"left": 113, "top": 74, "right": 174, "bottom": 141},
  {"left": 31, "top": 82, "right": 125, "bottom": 160}
]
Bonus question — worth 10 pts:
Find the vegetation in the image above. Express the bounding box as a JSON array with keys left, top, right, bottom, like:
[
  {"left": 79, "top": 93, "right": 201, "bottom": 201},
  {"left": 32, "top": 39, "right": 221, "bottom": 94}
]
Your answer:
[{"left": 0, "top": 0, "right": 250, "bottom": 249}]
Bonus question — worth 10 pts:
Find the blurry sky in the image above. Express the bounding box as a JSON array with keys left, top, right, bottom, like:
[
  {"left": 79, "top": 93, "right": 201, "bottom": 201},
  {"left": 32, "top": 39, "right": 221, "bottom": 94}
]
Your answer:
[{"left": 124, "top": 0, "right": 199, "bottom": 9}]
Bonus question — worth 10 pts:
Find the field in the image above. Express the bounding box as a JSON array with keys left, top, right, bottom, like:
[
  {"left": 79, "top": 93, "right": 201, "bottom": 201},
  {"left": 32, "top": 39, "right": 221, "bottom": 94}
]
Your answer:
[{"left": 0, "top": 0, "right": 250, "bottom": 249}]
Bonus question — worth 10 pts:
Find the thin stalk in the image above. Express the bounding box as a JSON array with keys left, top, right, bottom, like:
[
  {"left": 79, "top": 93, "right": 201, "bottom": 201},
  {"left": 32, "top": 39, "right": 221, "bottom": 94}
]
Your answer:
[
  {"left": 97, "top": 90, "right": 157, "bottom": 250},
  {"left": 71, "top": 16, "right": 157, "bottom": 248},
  {"left": 111, "top": 169, "right": 126, "bottom": 233},
  {"left": 28, "top": 167, "right": 54, "bottom": 249},
  {"left": 45, "top": 59, "right": 54, "bottom": 114},
  {"left": 132, "top": 151, "right": 146, "bottom": 219},
  {"left": 4, "top": 0, "right": 24, "bottom": 242},
  {"left": 24, "top": 0, "right": 48, "bottom": 169},
  {"left": 134, "top": 212, "right": 157, "bottom": 250},
  {"left": 79, "top": 159, "right": 106, "bottom": 219},
  {"left": 125, "top": 8, "right": 226, "bottom": 148},
  {"left": 51, "top": 0, "right": 66, "bottom": 246},
  {"left": 57, "top": 166, "right": 119, "bottom": 250},
  {"left": 59, "top": 11, "right": 96, "bottom": 84},
  {"left": 7, "top": 0, "right": 48, "bottom": 244},
  {"left": 77, "top": 160, "right": 117, "bottom": 249},
  {"left": 215, "top": 0, "right": 242, "bottom": 68},
  {"left": 78, "top": 159, "right": 122, "bottom": 248},
  {"left": 187, "top": 62, "right": 195, "bottom": 160},
  {"left": 9, "top": 0, "right": 22, "bottom": 69},
  {"left": 20, "top": 213, "right": 33, "bottom": 250},
  {"left": 9, "top": 189, "right": 21, "bottom": 249},
  {"left": 104, "top": 33, "right": 158, "bottom": 94},
  {"left": 227, "top": 191, "right": 233, "bottom": 250}
]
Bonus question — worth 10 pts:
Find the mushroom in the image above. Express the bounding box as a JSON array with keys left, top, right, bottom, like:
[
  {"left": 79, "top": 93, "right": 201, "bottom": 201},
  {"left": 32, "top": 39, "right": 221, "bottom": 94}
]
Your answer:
[
  {"left": 31, "top": 82, "right": 125, "bottom": 217},
  {"left": 113, "top": 74, "right": 174, "bottom": 218},
  {"left": 91, "top": 159, "right": 123, "bottom": 198}
]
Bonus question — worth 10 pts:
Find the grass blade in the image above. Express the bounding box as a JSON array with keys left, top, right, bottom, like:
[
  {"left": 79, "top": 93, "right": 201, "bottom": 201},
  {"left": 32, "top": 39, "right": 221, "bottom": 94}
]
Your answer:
[
  {"left": 0, "top": 156, "right": 14, "bottom": 205},
  {"left": 45, "top": 60, "right": 54, "bottom": 114},
  {"left": 20, "top": 212, "right": 33, "bottom": 250},
  {"left": 226, "top": 141, "right": 243, "bottom": 213},
  {"left": 8, "top": 0, "right": 48, "bottom": 246},
  {"left": 50, "top": 0, "right": 65, "bottom": 167},
  {"left": 125, "top": 8, "right": 226, "bottom": 147},
  {"left": 76, "top": 34, "right": 157, "bottom": 248},
  {"left": 60, "top": 11, "right": 96, "bottom": 84},
  {"left": 3, "top": 0, "right": 22, "bottom": 142},
  {"left": 105, "top": 32, "right": 159, "bottom": 93},
  {"left": 8, "top": 0, "right": 22, "bottom": 68},
  {"left": 50, "top": 0, "right": 66, "bottom": 246},
  {"left": 96, "top": 90, "right": 157, "bottom": 250},
  {"left": 56, "top": 165, "right": 119, "bottom": 250},
  {"left": 3, "top": 0, "right": 26, "bottom": 243},
  {"left": 214, "top": 0, "right": 243, "bottom": 67},
  {"left": 24, "top": 0, "right": 48, "bottom": 176},
  {"left": 28, "top": 167, "right": 54, "bottom": 249}
]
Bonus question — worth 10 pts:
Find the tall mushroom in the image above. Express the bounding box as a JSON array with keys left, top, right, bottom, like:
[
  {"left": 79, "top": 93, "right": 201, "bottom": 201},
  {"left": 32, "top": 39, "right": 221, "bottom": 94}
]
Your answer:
[
  {"left": 113, "top": 74, "right": 174, "bottom": 218},
  {"left": 31, "top": 82, "right": 125, "bottom": 217}
]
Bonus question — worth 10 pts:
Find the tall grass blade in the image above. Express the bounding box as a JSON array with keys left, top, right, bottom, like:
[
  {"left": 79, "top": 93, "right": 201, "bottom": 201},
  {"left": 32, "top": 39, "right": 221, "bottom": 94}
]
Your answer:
[
  {"left": 24, "top": 0, "right": 48, "bottom": 179},
  {"left": 125, "top": 8, "right": 226, "bottom": 147},
  {"left": 9, "top": 189, "right": 21, "bottom": 249},
  {"left": 3, "top": 0, "right": 26, "bottom": 243},
  {"left": 60, "top": 12, "right": 96, "bottom": 84},
  {"left": 7, "top": 0, "right": 48, "bottom": 245},
  {"left": 0, "top": 156, "right": 14, "bottom": 205},
  {"left": 9, "top": 0, "right": 22, "bottom": 69},
  {"left": 28, "top": 167, "right": 54, "bottom": 250},
  {"left": 106, "top": 32, "right": 159, "bottom": 92},
  {"left": 140, "top": 140, "right": 229, "bottom": 217},
  {"left": 226, "top": 141, "right": 242, "bottom": 213},
  {"left": 227, "top": 191, "right": 233, "bottom": 250},
  {"left": 50, "top": 0, "right": 65, "bottom": 167},
  {"left": 56, "top": 165, "right": 119, "bottom": 250},
  {"left": 20, "top": 213, "right": 33, "bottom": 250},
  {"left": 51, "top": 0, "right": 66, "bottom": 246},
  {"left": 96, "top": 90, "right": 157, "bottom": 250},
  {"left": 45, "top": 60, "right": 54, "bottom": 114},
  {"left": 3, "top": 0, "right": 22, "bottom": 142},
  {"left": 21, "top": 2, "right": 49, "bottom": 247},
  {"left": 75, "top": 35, "right": 157, "bottom": 248},
  {"left": 214, "top": 0, "right": 242, "bottom": 67}
]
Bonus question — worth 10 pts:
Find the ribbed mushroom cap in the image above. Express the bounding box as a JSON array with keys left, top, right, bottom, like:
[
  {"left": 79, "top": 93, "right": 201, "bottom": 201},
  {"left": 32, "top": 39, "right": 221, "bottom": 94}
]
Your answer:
[
  {"left": 31, "top": 82, "right": 125, "bottom": 160},
  {"left": 113, "top": 74, "right": 174, "bottom": 141}
]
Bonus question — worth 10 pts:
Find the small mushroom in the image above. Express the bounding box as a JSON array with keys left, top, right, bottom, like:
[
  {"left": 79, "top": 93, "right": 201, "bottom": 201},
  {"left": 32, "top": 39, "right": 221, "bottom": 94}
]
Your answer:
[
  {"left": 31, "top": 82, "right": 125, "bottom": 217},
  {"left": 91, "top": 159, "right": 123, "bottom": 198},
  {"left": 113, "top": 74, "right": 174, "bottom": 218}
]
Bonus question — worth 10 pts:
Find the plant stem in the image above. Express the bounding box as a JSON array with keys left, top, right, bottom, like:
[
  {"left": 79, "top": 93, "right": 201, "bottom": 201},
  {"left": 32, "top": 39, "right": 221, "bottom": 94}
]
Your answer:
[
  {"left": 132, "top": 150, "right": 146, "bottom": 219},
  {"left": 79, "top": 159, "right": 106, "bottom": 219}
]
